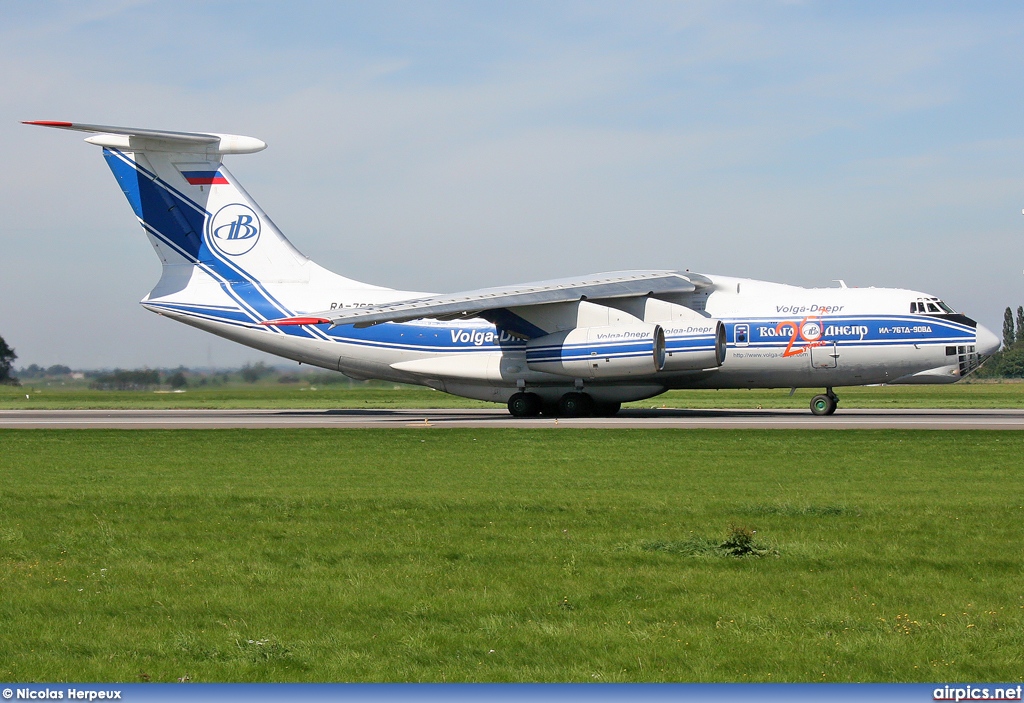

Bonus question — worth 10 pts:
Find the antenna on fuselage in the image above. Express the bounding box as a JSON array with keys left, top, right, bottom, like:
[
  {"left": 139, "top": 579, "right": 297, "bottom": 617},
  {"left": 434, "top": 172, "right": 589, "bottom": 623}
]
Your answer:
[{"left": 832, "top": 280, "right": 848, "bottom": 289}]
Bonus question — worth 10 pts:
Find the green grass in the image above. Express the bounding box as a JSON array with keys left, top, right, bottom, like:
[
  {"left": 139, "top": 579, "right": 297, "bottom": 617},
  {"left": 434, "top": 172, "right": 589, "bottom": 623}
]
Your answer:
[
  {"left": 0, "top": 384, "right": 491, "bottom": 410},
  {"left": 3, "top": 381, "right": 1024, "bottom": 410},
  {"left": 2, "top": 429, "right": 1023, "bottom": 682}
]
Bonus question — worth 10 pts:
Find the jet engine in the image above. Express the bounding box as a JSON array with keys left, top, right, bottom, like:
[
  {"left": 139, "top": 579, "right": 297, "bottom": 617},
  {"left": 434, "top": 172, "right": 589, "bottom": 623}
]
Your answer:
[
  {"left": 525, "top": 324, "right": 666, "bottom": 379},
  {"left": 660, "top": 320, "right": 727, "bottom": 371}
]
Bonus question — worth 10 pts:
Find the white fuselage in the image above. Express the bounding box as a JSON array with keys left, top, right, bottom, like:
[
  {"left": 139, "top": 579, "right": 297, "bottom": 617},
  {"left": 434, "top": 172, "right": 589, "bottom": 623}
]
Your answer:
[{"left": 148, "top": 272, "right": 989, "bottom": 405}]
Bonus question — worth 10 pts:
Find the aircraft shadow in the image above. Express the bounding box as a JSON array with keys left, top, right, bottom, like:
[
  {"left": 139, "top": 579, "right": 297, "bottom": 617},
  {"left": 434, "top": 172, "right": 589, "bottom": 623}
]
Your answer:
[{"left": 272, "top": 407, "right": 810, "bottom": 419}]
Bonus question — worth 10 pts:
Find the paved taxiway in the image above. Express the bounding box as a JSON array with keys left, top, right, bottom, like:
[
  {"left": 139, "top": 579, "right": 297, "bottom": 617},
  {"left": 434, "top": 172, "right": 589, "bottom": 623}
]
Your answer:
[{"left": 1, "top": 408, "right": 1023, "bottom": 429}]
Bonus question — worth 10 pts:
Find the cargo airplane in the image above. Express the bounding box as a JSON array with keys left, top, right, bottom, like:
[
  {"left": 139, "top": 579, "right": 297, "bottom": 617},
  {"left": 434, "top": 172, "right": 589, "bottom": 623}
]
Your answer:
[{"left": 27, "top": 121, "right": 1000, "bottom": 416}]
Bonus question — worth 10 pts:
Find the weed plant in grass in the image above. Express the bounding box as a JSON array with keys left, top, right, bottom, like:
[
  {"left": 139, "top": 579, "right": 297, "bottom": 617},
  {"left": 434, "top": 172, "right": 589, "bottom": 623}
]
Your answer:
[{"left": 1, "top": 429, "right": 1023, "bottom": 682}]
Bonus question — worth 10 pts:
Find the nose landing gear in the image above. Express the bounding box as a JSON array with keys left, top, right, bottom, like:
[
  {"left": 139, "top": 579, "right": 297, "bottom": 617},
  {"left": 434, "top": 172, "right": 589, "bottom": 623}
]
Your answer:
[{"left": 810, "top": 387, "right": 839, "bottom": 416}]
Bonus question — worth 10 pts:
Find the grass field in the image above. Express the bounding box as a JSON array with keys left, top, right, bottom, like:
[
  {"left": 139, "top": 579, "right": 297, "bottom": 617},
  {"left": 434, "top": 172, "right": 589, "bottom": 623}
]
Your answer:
[
  {"left": 3, "top": 381, "right": 1024, "bottom": 410},
  {"left": 2, "top": 429, "right": 1023, "bottom": 682}
]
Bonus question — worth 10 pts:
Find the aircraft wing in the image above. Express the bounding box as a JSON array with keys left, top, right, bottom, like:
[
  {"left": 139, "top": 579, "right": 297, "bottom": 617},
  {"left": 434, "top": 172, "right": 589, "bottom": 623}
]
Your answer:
[{"left": 264, "top": 270, "right": 707, "bottom": 329}]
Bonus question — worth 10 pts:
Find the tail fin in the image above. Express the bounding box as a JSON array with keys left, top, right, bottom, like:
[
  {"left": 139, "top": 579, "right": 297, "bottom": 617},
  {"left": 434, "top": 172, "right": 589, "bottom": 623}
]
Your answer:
[
  {"left": 25, "top": 121, "right": 380, "bottom": 326},
  {"left": 25, "top": 121, "right": 309, "bottom": 279}
]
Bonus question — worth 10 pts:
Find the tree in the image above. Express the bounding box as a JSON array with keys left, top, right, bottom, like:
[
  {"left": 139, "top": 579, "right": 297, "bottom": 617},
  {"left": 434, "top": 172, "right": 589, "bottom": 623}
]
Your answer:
[
  {"left": 1003, "top": 307, "right": 1015, "bottom": 349},
  {"left": 240, "top": 361, "right": 270, "bottom": 383},
  {"left": 0, "top": 334, "right": 17, "bottom": 385},
  {"left": 1016, "top": 306, "right": 1024, "bottom": 345},
  {"left": 89, "top": 369, "right": 160, "bottom": 391},
  {"left": 20, "top": 363, "right": 43, "bottom": 379},
  {"left": 998, "top": 346, "right": 1024, "bottom": 378}
]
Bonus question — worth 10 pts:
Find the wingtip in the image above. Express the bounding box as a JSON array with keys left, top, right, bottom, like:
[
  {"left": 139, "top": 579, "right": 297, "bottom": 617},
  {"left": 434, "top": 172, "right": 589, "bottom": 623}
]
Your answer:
[{"left": 23, "top": 120, "right": 74, "bottom": 127}]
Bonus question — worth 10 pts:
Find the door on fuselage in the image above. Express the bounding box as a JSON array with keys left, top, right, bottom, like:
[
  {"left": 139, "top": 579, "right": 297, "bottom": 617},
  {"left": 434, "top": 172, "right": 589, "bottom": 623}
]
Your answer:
[{"left": 811, "top": 341, "right": 839, "bottom": 369}]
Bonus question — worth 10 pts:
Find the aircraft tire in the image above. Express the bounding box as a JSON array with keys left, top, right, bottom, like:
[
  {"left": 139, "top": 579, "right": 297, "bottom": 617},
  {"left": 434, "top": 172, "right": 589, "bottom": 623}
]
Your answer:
[
  {"left": 557, "top": 392, "right": 593, "bottom": 418},
  {"left": 591, "top": 401, "right": 622, "bottom": 417},
  {"left": 507, "top": 392, "right": 542, "bottom": 418},
  {"left": 810, "top": 394, "right": 836, "bottom": 416}
]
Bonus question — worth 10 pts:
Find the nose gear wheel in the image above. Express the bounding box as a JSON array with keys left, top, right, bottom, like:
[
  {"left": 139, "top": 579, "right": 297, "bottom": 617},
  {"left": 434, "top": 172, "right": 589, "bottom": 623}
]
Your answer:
[{"left": 810, "top": 388, "right": 839, "bottom": 416}]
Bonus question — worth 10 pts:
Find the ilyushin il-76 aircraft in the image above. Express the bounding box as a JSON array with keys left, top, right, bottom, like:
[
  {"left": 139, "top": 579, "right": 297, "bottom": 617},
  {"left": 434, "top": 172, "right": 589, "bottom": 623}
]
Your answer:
[{"left": 28, "top": 121, "right": 1000, "bottom": 417}]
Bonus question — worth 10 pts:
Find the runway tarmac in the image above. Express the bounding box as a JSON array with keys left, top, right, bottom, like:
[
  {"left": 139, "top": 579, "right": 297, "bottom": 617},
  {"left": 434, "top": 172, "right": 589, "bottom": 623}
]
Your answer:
[{"left": 1, "top": 408, "right": 1023, "bottom": 429}]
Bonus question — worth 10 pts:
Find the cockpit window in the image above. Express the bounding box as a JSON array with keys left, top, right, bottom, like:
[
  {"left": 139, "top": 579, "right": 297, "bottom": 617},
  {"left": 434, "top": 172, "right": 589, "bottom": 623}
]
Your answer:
[{"left": 912, "top": 298, "right": 956, "bottom": 315}]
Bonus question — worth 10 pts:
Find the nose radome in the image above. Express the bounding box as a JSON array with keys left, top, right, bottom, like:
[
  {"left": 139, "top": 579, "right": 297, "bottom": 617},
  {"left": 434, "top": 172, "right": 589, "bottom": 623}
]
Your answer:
[{"left": 976, "top": 324, "right": 1000, "bottom": 357}]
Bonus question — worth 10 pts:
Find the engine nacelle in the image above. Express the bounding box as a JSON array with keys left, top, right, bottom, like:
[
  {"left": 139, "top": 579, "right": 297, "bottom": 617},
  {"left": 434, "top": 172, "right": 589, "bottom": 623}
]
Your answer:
[
  {"left": 660, "top": 319, "right": 727, "bottom": 371},
  {"left": 526, "top": 324, "right": 666, "bottom": 379}
]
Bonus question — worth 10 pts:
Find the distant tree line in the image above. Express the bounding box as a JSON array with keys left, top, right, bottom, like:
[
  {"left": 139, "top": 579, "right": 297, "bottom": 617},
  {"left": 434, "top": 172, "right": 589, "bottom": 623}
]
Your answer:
[
  {"left": 89, "top": 369, "right": 162, "bottom": 390},
  {"left": 976, "top": 306, "right": 1024, "bottom": 378},
  {"left": 7, "top": 359, "right": 354, "bottom": 390},
  {"left": 240, "top": 361, "right": 272, "bottom": 383},
  {"left": 18, "top": 364, "right": 73, "bottom": 379}
]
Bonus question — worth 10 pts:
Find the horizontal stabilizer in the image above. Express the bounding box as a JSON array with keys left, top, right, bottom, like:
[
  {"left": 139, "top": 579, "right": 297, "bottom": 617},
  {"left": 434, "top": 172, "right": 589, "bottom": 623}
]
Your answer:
[
  {"left": 23, "top": 120, "right": 266, "bottom": 154},
  {"left": 260, "top": 316, "right": 332, "bottom": 327}
]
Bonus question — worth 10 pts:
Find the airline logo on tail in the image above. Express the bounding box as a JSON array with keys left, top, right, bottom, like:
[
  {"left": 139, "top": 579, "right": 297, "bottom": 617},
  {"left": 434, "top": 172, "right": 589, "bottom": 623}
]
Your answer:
[{"left": 208, "top": 203, "right": 261, "bottom": 256}]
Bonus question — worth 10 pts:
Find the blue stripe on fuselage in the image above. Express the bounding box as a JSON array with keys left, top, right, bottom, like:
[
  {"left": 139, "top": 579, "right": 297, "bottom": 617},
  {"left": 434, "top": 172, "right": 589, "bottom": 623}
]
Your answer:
[
  {"left": 144, "top": 301, "right": 260, "bottom": 326},
  {"left": 726, "top": 315, "right": 974, "bottom": 347}
]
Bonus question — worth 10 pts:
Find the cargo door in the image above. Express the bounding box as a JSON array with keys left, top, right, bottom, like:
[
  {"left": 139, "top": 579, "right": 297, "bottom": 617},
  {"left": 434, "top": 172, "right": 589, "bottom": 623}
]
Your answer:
[{"left": 811, "top": 341, "right": 839, "bottom": 369}]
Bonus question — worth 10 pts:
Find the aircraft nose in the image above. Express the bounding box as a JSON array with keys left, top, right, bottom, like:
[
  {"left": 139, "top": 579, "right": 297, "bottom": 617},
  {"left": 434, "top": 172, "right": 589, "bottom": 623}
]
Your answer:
[{"left": 976, "top": 323, "right": 1000, "bottom": 357}]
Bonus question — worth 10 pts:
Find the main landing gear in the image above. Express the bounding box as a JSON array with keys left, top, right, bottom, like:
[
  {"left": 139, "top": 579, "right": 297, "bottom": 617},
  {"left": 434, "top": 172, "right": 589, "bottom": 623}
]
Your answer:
[
  {"left": 809, "top": 387, "right": 839, "bottom": 416},
  {"left": 507, "top": 391, "right": 621, "bottom": 418},
  {"left": 507, "top": 392, "right": 542, "bottom": 418}
]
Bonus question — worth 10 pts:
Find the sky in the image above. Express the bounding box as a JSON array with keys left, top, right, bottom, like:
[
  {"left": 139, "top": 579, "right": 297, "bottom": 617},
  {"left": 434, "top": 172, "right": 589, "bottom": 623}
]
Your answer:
[{"left": 2, "top": 1, "right": 1023, "bottom": 368}]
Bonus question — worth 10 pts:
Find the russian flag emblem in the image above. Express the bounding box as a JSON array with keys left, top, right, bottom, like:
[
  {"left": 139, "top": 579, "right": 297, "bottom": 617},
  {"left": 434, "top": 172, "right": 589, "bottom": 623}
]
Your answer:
[{"left": 182, "top": 170, "right": 229, "bottom": 186}]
